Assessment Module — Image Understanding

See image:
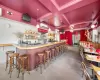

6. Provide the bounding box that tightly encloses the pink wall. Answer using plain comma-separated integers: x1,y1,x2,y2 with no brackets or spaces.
0,5,36,27
80,30,87,41
65,31,72,45
60,33,65,40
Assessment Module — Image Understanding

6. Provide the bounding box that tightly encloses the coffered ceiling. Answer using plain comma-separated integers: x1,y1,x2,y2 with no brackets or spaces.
0,0,100,30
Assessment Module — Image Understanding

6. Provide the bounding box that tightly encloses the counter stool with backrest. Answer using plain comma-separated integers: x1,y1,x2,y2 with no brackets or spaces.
17,54,30,79
81,62,92,80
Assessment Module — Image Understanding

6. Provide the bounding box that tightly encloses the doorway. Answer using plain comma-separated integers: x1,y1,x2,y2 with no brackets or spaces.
72,32,80,46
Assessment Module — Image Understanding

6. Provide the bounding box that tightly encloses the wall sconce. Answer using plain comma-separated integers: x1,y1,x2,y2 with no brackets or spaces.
7,11,13,15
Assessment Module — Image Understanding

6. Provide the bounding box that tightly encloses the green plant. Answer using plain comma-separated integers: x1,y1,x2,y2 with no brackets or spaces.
13,32,24,39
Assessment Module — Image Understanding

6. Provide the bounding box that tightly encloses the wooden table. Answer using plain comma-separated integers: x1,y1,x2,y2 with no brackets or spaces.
91,64,100,80
84,48,97,55
85,54,100,63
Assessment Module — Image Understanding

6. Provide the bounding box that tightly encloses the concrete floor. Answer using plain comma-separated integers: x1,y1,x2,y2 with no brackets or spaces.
0,46,83,80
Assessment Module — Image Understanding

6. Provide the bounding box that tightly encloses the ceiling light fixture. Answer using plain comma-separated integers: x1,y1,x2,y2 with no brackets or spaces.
91,24,95,28
48,28,51,31
69,25,74,32
70,29,73,32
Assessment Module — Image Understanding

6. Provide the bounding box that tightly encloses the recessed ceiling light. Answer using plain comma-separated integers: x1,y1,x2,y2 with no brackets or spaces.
7,11,13,15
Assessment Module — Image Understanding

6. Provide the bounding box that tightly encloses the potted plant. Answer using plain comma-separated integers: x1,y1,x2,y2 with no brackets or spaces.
13,32,24,44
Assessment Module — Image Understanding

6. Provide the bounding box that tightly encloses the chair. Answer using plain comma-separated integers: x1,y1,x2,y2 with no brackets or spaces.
81,62,92,80
80,50,94,78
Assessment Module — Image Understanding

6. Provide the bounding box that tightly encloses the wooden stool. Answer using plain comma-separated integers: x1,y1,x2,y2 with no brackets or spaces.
45,50,51,65
63,44,67,52
51,48,56,59
62,45,65,52
17,54,30,78
55,47,59,56
61,45,64,54
5,51,15,71
37,52,45,74
7,53,19,78
59,45,62,54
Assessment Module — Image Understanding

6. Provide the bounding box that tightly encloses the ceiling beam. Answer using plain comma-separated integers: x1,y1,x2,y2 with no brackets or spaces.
62,14,70,25
38,13,52,20
71,21,92,26
51,0,82,11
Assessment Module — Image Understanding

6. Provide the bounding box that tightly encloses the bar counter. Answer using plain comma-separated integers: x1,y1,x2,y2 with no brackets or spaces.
14,41,65,70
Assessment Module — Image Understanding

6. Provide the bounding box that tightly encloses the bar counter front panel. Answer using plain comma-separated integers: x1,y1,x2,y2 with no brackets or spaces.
15,42,64,70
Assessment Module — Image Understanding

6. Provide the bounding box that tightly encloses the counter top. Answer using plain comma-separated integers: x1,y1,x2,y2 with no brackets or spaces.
0,44,13,47
13,41,64,49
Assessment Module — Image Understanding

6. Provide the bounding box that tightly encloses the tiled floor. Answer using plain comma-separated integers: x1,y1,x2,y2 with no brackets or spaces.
0,46,83,80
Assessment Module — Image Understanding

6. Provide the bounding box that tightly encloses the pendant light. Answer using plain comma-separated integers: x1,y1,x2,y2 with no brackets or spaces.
70,25,74,32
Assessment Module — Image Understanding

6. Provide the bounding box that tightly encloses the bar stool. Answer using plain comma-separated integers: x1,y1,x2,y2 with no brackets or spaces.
51,48,56,60
59,45,63,54
7,53,19,78
5,51,15,71
36,52,45,74
17,54,30,79
55,47,60,56
63,44,67,52
61,45,65,53
45,50,51,65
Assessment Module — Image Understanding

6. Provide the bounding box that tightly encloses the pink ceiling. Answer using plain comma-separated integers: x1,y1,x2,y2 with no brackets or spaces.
55,0,72,7
0,0,100,31
64,0,100,24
